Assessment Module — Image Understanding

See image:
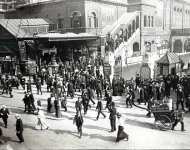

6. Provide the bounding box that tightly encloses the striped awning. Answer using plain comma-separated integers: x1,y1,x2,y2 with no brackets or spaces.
157,52,180,65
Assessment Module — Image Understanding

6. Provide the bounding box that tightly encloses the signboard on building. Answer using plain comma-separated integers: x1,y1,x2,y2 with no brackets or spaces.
140,63,151,80
103,63,111,76
18,41,26,61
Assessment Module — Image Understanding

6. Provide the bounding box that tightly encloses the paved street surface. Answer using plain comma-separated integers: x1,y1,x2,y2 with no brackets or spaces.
0,85,190,150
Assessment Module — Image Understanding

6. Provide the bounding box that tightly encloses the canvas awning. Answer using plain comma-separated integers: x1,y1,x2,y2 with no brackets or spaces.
157,52,181,65
0,19,51,39
36,32,98,41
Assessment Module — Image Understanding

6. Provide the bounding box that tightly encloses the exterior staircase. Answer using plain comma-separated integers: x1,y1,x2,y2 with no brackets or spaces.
103,11,142,80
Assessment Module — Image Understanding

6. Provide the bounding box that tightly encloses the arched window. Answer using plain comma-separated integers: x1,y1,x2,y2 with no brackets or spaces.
173,39,182,53
71,11,81,28
136,16,139,29
132,20,136,33
88,12,98,28
133,42,140,52
128,24,132,38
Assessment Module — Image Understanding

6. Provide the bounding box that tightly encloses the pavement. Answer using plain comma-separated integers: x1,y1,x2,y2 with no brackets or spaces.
0,84,189,150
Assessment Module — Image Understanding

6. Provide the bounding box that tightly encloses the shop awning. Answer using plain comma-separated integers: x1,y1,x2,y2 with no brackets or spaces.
0,19,51,39
157,52,180,65
36,32,98,41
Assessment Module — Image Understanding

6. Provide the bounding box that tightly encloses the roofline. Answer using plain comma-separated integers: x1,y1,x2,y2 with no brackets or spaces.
16,0,128,9
174,0,190,6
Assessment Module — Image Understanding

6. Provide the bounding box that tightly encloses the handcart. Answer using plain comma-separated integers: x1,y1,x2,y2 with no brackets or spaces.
151,108,175,130
150,98,176,131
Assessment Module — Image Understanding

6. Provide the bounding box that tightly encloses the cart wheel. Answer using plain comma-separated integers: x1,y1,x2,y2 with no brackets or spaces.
158,115,172,131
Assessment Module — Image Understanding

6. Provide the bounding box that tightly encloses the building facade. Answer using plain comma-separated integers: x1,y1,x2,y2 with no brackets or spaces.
0,0,16,18
1,0,190,78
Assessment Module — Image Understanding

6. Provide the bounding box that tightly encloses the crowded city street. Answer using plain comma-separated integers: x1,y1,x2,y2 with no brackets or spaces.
0,75,190,149
1,0,190,149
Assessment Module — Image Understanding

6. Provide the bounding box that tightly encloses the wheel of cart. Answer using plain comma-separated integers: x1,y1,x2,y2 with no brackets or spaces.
152,110,175,131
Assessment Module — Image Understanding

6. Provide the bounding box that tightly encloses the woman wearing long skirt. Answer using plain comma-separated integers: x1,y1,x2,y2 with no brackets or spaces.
116,113,128,142
35,107,49,130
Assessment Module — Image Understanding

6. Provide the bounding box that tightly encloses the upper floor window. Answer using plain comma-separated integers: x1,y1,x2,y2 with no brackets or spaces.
88,12,98,28
174,7,176,11
136,16,139,29
148,16,151,27
71,11,81,28
144,15,147,27
151,16,154,27
58,18,64,29
132,20,136,33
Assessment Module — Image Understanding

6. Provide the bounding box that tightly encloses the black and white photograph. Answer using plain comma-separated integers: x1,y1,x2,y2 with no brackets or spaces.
0,0,190,149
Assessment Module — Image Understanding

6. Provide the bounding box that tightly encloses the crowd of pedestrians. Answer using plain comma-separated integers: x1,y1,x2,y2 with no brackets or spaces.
0,56,190,143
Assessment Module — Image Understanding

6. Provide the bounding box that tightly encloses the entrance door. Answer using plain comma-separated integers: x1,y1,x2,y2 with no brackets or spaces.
171,67,176,75
140,63,151,80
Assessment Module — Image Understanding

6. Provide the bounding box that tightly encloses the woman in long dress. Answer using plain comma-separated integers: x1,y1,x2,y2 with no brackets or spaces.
116,113,129,142
35,107,49,130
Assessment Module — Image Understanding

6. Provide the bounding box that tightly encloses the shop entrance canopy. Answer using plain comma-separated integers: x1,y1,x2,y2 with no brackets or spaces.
36,32,98,41
156,52,181,65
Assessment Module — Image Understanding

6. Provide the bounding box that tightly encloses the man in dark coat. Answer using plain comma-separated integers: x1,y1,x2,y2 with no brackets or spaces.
47,94,53,113
126,91,132,108
109,102,117,132
172,110,185,131
0,105,10,128
135,74,141,90
54,98,61,118
73,112,83,138
36,77,42,95
29,92,36,113
96,79,102,98
81,93,90,115
96,99,106,120
61,95,67,112
176,85,185,111
15,114,24,143
75,97,82,114
105,95,112,110
23,92,30,112
87,86,95,105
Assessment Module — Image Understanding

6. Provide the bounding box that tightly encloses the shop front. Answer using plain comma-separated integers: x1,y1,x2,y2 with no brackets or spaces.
156,52,182,76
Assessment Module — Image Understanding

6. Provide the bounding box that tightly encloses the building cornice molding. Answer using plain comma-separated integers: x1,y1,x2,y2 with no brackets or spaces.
174,0,190,6
128,3,156,8
16,0,128,9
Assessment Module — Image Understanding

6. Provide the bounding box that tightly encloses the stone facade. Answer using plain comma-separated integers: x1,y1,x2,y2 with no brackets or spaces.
6,0,128,35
